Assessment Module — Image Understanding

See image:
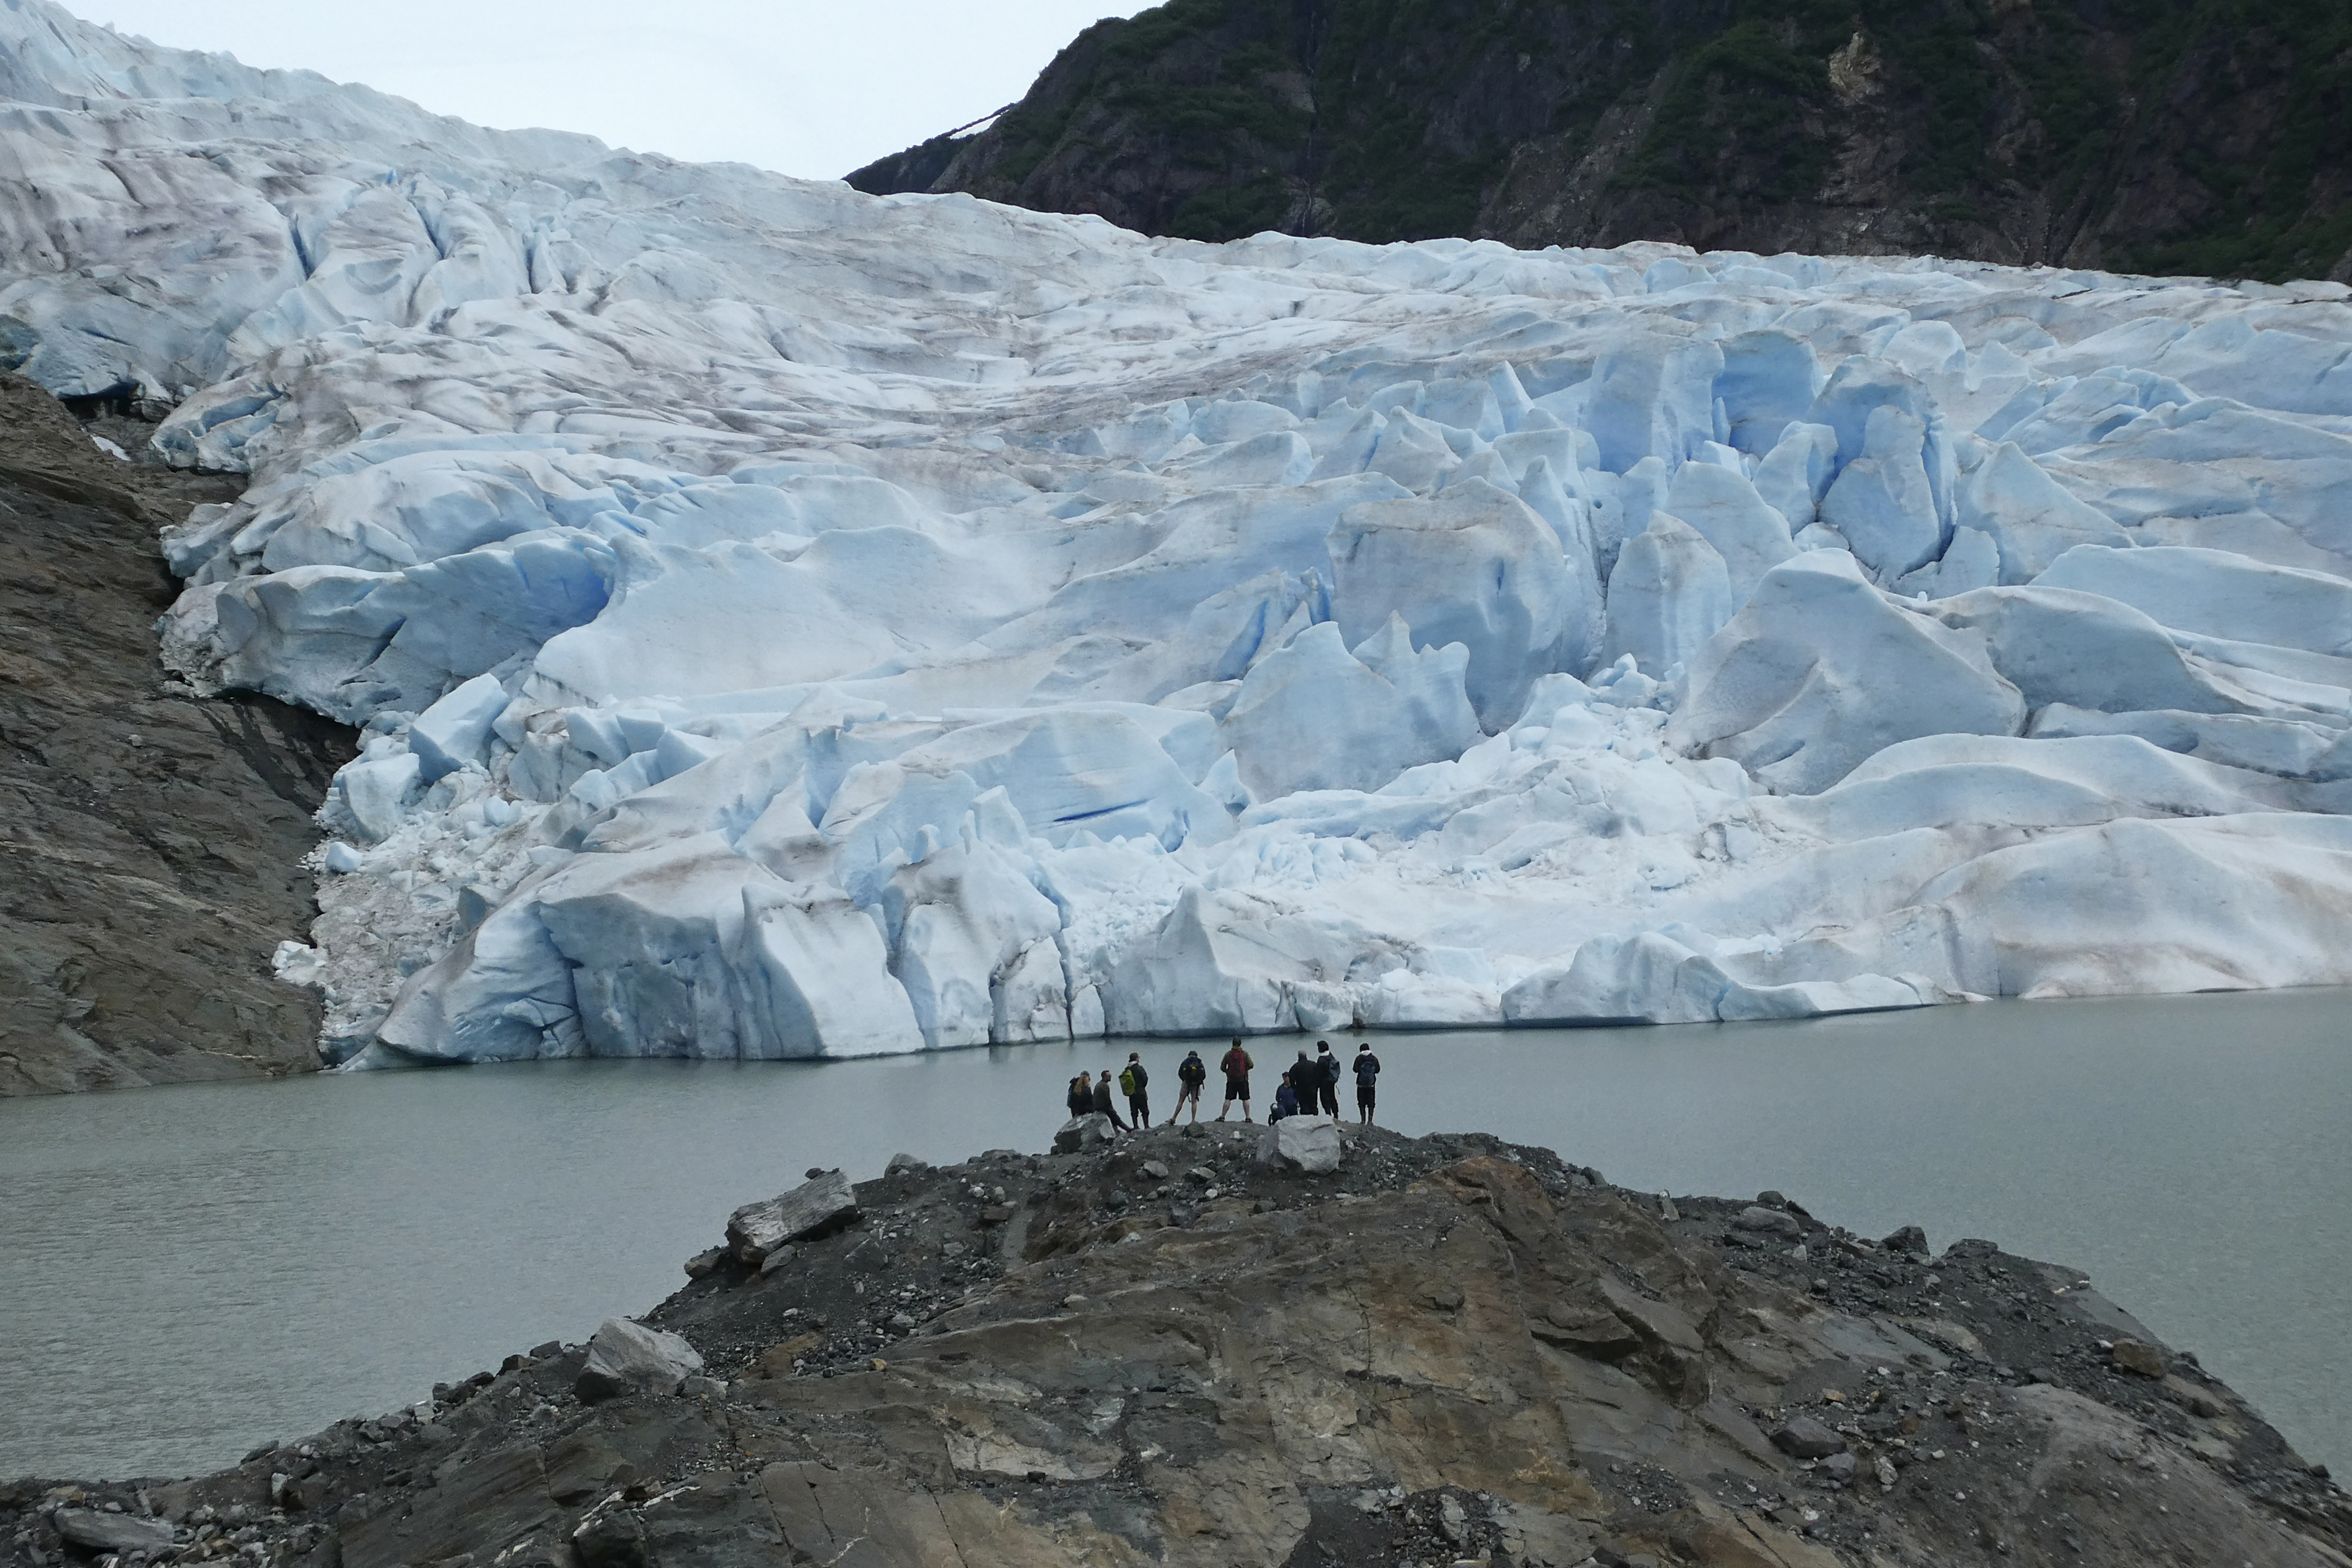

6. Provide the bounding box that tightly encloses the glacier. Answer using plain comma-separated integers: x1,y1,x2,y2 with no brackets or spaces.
8,0,2352,1066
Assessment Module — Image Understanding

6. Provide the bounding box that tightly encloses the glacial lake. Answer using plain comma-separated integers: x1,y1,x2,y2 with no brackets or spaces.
4,989,2350,1483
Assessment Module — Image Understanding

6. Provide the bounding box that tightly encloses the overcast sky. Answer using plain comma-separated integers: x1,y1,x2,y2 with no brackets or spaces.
71,0,1154,180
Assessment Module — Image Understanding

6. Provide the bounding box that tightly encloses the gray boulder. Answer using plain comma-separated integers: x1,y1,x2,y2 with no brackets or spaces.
1769,1414,1847,1459
727,1170,859,1264
1053,1114,1116,1154
55,1511,174,1553
574,1317,706,1404
1256,1117,1342,1174
1734,1205,1803,1240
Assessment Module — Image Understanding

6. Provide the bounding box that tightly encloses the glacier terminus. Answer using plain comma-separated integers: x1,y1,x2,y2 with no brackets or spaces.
8,0,2352,1067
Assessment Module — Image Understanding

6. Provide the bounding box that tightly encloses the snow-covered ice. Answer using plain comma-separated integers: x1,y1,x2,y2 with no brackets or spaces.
9,0,2352,1064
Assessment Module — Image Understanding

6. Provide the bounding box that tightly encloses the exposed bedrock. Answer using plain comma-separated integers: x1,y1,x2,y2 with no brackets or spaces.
0,371,353,1095
8,1129,2344,1567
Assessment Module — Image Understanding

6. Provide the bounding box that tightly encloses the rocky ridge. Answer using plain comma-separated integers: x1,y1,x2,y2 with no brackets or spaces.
0,371,353,1095
6,1125,2345,1567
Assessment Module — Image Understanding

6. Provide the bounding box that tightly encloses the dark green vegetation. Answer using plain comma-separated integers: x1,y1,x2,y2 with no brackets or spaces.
850,0,2352,283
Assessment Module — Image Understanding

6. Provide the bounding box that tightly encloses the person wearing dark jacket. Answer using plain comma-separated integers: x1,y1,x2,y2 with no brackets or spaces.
1068,1071,1094,1120
1092,1069,1129,1131
1168,1049,1208,1124
1314,1040,1342,1120
1353,1043,1381,1125
1119,1052,1150,1126
1271,1071,1301,1122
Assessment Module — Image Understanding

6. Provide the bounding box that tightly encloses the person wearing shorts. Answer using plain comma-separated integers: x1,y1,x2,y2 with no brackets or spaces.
1169,1049,1207,1124
1215,1037,1255,1122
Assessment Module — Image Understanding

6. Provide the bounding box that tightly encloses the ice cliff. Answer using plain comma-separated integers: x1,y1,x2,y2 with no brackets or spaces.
8,0,2352,1064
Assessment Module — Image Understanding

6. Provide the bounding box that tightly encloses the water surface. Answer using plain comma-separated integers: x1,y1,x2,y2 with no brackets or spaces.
4,989,2349,1480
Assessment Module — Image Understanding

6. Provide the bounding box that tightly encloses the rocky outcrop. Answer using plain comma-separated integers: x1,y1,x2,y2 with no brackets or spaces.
851,0,2352,285
7,1127,2346,1567
0,371,353,1095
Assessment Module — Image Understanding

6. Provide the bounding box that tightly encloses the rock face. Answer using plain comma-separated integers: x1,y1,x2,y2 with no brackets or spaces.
9,1126,2346,1568
0,371,353,1095
850,0,2352,284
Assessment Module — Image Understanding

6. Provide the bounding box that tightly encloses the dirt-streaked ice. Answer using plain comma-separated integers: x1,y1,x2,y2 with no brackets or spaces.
8,0,2352,1062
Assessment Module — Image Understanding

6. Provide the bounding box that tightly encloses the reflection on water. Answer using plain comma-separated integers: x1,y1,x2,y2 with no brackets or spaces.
3,989,2349,1479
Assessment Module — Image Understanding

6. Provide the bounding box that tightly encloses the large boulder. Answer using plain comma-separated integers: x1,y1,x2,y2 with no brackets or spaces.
574,1317,705,1403
726,1169,860,1264
55,1511,175,1554
1054,1113,1117,1154
1256,1116,1343,1173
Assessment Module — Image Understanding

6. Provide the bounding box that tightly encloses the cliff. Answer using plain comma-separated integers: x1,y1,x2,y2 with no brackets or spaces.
11,1125,2345,1566
0,373,352,1094
850,0,2352,284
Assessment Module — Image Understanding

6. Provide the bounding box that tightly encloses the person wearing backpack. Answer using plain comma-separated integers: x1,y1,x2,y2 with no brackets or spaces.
1119,1051,1150,1127
1215,1038,1255,1122
1314,1040,1342,1121
1168,1048,1208,1124
1352,1042,1381,1125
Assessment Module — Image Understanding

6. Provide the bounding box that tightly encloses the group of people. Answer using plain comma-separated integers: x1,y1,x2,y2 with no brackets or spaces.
1064,1038,1383,1132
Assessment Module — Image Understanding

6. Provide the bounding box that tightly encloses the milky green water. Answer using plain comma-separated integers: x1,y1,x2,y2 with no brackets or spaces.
4,989,2348,1480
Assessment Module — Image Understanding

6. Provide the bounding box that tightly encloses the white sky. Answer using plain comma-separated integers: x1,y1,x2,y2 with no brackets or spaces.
69,0,1156,180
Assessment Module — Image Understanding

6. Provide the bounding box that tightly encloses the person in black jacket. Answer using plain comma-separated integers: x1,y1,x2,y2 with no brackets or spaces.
1068,1071,1094,1120
1314,1040,1342,1121
1352,1043,1381,1125
1091,1068,1129,1132
1167,1049,1208,1124
1119,1051,1150,1127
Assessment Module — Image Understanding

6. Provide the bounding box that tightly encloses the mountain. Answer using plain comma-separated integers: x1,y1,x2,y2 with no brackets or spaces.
848,0,2352,284
8,0,2352,1080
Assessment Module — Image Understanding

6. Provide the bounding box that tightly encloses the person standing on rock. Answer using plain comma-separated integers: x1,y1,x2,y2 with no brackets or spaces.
1068,1071,1094,1120
1353,1043,1380,1126
1092,1066,1129,1132
1215,1038,1255,1122
1119,1051,1150,1127
1314,1040,1343,1121
1168,1048,1207,1124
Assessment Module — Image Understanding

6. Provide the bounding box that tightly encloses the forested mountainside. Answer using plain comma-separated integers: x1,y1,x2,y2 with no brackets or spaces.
849,0,2352,282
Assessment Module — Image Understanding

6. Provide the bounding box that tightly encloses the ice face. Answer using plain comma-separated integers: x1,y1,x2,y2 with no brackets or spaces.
9,0,2352,1064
